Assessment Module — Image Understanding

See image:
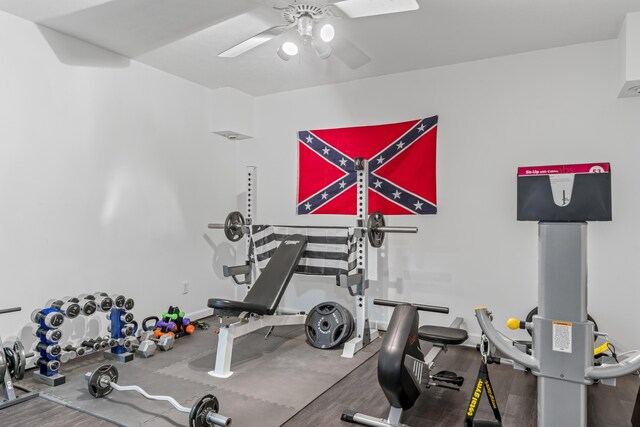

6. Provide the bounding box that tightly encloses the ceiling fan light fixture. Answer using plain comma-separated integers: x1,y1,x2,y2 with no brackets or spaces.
277,41,299,61
312,40,332,59
320,24,335,42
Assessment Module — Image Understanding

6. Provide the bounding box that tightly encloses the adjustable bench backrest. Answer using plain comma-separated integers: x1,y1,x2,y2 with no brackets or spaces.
243,234,307,315
377,304,424,410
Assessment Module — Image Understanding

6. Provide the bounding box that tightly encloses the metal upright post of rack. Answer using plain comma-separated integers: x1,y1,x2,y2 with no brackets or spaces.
245,166,257,291
341,158,380,358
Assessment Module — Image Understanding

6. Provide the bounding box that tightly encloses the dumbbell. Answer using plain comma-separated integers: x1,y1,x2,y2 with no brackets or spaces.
107,322,136,337
37,358,60,372
59,350,76,363
101,336,118,348
31,309,65,328
140,330,175,351
63,296,97,315
107,311,135,323
34,327,63,343
64,345,86,357
78,293,113,312
82,338,108,351
123,336,156,358
45,298,81,319
36,342,62,357
157,319,177,331
110,294,126,309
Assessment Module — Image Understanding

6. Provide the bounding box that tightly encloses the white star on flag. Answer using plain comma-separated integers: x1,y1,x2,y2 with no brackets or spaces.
321,192,328,200
413,200,423,210
306,135,313,143
376,156,385,164
417,124,426,132
305,202,312,210
339,181,346,189
396,141,405,149
322,147,330,155
393,190,402,199
339,158,347,167
373,180,382,188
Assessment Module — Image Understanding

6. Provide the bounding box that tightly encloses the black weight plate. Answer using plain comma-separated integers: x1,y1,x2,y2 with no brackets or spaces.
88,364,119,398
189,394,219,427
224,211,245,242
14,340,26,380
305,302,350,349
4,347,17,379
367,211,385,248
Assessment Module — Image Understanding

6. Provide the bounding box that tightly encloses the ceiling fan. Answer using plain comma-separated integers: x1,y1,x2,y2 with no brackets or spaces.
218,0,420,69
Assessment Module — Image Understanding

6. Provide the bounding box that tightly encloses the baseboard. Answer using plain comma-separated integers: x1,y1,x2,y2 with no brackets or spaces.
186,308,213,321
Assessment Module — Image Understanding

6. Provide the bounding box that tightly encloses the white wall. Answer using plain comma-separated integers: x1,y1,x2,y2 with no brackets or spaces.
0,11,239,355
236,39,640,349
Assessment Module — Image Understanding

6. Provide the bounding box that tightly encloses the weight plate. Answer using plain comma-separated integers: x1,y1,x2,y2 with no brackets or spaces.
14,340,26,380
224,211,245,242
4,347,17,379
367,211,385,248
0,347,6,381
88,364,119,398
189,394,219,427
305,302,351,349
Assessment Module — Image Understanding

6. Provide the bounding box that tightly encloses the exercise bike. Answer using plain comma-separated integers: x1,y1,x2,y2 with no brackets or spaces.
342,299,468,427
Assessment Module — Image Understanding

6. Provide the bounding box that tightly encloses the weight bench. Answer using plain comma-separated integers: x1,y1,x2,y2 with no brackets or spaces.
343,300,467,427
207,235,307,378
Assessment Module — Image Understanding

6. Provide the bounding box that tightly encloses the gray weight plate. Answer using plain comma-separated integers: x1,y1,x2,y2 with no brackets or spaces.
189,394,219,427
341,307,355,345
14,340,26,380
305,302,351,349
88,364,119,398
0,348,6,380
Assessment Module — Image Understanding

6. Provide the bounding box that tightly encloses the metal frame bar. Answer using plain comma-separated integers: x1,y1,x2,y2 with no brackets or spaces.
208,313,306,378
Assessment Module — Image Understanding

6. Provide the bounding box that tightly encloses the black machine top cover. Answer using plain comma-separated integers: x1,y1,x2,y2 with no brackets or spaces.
377,304,424,411
208,235,307,316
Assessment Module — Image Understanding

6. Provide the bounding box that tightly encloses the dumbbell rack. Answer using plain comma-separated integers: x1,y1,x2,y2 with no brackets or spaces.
32,307,66,386
0,307,39,409
105,296,136,363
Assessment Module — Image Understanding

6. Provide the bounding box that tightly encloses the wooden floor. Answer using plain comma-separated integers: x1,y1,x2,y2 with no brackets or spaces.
3,344,639,426
283,344,640,427
1,394,116,427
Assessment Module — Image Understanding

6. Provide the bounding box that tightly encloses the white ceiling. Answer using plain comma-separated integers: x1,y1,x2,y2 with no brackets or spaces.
1,0,640,95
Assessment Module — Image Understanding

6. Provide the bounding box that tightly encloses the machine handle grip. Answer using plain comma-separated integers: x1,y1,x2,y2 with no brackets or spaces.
373,299,449,314
0,307,21,315
475,307,539,371
586,350,640,379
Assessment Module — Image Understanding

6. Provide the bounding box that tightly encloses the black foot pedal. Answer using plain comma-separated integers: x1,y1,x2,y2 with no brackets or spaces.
432,370,464,387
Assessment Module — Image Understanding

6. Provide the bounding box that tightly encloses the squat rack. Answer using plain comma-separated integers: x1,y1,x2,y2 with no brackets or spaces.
209,159,418,359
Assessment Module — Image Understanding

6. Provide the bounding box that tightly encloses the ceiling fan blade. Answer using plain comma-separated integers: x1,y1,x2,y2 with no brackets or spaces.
333,0,419,18
332,34,371,69
218,24,292,58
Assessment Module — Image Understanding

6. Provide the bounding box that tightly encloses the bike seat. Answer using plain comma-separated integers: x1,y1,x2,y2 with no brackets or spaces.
418,325,468,345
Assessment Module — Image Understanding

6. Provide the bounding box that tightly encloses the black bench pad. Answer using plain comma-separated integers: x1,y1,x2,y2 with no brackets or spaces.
207,299,268,316
418,325,468,345
208,234,307,316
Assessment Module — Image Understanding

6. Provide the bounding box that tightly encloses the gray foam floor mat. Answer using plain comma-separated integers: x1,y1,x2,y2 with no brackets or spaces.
21,323,380,426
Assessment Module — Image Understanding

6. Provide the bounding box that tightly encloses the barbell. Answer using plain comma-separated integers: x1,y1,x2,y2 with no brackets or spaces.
86,364,231,427
208,210,417,248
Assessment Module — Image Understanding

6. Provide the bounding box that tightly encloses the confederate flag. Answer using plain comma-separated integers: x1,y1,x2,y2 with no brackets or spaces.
297,116,438,215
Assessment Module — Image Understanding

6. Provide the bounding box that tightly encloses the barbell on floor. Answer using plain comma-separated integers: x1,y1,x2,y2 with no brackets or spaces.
208,210,417,248
86,364,231,427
